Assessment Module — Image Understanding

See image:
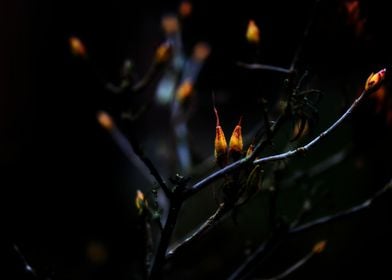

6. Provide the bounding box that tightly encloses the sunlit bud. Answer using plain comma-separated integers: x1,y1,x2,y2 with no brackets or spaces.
246,20,260,44
135,190,146,214
155,42,172,64
69,36,87,58
214,107,228,168
312,240,327,254
176,80,193,103
246,144,254,157
161,15,180,35
365,68,386,94
179,1,192,18
193,42,211,62
97,111,114,132
229,117,243,160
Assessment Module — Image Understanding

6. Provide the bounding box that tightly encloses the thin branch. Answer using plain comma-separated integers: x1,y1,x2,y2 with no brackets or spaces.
257,251,314,280
280,147,350,189
227,179,391,279
149,201,182,279
131,62,161,92
143,217,154,279
12,244,38,278
289,0,322,71
166,203,228,259
290,180,391,234
126,130,173,199
254,90,367,165
102,117,173,199
237,62,291,74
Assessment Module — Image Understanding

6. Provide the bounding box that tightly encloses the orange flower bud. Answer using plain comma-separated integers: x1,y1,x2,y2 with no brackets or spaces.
179,1,192,18
365,68,386,93
193,42,211,62
155,42,172,64
214,107,228,168
246,20,260,44
97,111,114,132
69,36,87,58
161,15,180,35
176,80,193,102
312,240,327,254
135,190,146,214
229,117,243,160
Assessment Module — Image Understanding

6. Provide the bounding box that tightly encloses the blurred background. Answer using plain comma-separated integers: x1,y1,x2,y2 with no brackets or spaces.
2,0,391,279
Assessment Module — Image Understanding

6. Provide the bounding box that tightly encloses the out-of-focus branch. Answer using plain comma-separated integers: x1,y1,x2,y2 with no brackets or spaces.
290,179,391,234
12,244,38,278
289,0,322,71
97,112,172,199
227,179,391,279
237,62,291,74
256,241,327,280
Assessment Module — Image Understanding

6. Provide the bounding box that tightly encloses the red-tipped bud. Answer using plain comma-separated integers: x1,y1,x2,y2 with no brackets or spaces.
229,117,243,160
176,80,193,103
365,68,386,94
246,20,260,44
155,42,172,64
179,1,192,18
97,111,114,132
214,107,228,168
312,240,327,254
69,36,87,58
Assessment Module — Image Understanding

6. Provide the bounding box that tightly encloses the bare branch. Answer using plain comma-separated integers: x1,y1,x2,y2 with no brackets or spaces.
237,62,291,74
149,201,182,279
257,251,314,280
99,114,172,199
166,203,228,259
12,244,39,278
227,179,391,279
289,0,322,71
290,179,391,234
254,90,367,165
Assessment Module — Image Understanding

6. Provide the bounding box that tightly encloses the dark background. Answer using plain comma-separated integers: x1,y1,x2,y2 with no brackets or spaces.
2,0,391,279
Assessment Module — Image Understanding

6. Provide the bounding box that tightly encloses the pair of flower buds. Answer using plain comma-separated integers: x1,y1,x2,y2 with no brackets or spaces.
214,108,249,168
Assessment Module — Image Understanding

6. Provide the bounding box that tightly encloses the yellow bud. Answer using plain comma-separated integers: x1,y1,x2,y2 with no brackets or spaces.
97,111,114,132
365,68,386,93
135,190,146,214
229,117,243,159
176,80,193,102
214,107,228,168
69,36,87,58
246,20,260,44
312,240,327,254
155,42,172,64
